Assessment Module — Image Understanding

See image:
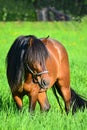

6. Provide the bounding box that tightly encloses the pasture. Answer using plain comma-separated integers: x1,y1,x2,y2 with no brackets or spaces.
0,18,87,130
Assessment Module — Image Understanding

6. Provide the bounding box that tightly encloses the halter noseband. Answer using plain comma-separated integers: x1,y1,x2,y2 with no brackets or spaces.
26,64,48,76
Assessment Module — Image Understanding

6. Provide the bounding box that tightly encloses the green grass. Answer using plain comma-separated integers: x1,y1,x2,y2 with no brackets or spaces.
0,17,87,130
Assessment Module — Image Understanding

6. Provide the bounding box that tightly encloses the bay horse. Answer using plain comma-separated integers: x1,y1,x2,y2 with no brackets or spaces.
6,35,87,114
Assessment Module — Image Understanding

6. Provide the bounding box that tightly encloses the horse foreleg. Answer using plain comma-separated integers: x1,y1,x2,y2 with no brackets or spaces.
28,91,38,113
23,82,40,112
38,92,51,112
13,94,23,110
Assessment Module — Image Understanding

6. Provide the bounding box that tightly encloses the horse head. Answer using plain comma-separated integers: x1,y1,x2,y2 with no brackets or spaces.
24,35,50,89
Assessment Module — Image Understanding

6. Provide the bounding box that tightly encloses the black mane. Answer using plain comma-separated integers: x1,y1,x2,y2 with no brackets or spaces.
24,35,49,68
6,35,49,92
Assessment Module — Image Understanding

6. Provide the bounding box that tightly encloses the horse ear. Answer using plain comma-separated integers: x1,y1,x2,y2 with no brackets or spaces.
29,37,33,46
42,36,49,45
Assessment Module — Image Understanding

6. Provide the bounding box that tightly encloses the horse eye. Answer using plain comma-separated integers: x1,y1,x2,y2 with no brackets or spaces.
33,77,38,83
33,67,39,73
33,68,39,74
34,70,37,74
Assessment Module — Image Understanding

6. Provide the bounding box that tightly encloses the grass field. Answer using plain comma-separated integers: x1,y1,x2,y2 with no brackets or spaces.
0,17,87,130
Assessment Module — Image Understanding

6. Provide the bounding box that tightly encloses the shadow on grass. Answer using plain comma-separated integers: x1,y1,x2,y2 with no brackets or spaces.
0,94,17,112
0,96,3,111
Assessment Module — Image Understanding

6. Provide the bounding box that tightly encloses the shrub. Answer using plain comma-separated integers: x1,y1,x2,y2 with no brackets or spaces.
0,0,37,21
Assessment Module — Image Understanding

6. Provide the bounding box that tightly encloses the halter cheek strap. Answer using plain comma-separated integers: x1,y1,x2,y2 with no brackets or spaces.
26,64,48,76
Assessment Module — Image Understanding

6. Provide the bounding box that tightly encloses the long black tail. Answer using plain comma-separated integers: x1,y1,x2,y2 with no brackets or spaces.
71,88,87,113
53,86,87,114
52,86,63,113
6,35,30,92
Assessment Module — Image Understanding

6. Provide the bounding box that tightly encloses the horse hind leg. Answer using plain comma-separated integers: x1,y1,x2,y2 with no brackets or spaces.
55,81,71,114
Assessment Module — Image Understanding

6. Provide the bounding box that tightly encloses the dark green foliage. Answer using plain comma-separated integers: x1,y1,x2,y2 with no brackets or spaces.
0,0,37,21
0,0,87,21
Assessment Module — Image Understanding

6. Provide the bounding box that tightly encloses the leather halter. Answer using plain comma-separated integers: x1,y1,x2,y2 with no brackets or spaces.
26,64,48,76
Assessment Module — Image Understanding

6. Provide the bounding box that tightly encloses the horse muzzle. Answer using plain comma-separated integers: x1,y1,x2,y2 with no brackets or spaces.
38,79,50,89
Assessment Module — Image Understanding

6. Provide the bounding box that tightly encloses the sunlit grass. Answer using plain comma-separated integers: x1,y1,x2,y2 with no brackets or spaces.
0,18,87,130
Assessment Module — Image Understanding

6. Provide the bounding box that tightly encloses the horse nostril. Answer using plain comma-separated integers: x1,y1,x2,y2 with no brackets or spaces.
41,79,49,88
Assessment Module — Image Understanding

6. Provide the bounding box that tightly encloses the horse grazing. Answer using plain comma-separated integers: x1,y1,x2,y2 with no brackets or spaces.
6,35,87,114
